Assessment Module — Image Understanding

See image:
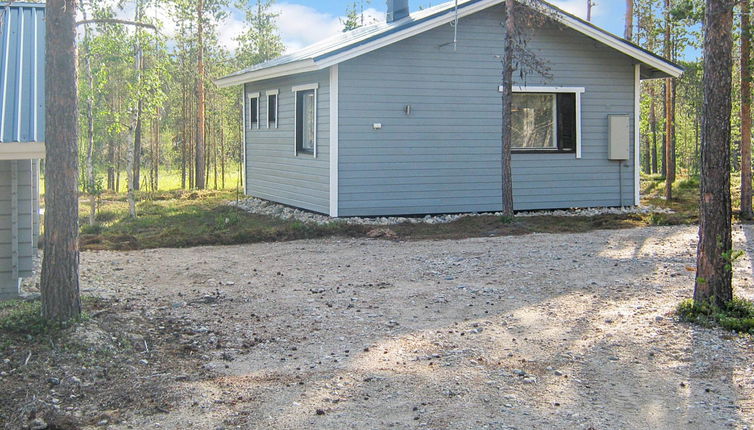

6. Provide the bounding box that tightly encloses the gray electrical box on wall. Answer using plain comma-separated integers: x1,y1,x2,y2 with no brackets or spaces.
608,115,630,160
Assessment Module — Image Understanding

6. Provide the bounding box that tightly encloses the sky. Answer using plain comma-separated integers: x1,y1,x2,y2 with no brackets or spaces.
215,0,628,53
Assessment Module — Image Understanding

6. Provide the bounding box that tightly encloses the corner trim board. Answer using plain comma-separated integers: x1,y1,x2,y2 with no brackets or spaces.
634,63,641,205
329,65,339,217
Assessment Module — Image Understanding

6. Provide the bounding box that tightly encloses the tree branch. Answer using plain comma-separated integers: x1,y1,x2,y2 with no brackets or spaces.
76,19,156,30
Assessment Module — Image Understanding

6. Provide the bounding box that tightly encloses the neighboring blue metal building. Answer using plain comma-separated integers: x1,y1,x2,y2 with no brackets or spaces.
218,0,682,217
0,3,44,300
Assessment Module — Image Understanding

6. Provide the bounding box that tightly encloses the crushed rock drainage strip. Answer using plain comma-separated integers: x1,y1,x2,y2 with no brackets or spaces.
230,198,674,226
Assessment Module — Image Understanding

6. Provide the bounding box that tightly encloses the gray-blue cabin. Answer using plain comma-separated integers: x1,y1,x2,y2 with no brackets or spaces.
217,0,682,217
0,3,44,300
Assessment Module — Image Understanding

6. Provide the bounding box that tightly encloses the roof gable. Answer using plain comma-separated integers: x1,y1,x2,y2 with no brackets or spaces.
216,0,682,88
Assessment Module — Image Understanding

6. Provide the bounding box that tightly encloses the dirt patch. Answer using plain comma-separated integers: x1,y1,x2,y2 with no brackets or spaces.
4,225,754,429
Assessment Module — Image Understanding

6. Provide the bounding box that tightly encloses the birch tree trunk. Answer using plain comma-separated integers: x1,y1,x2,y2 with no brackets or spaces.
41,0,81,322
695,0,735,307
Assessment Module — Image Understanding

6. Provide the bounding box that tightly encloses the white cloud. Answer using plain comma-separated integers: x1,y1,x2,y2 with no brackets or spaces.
550,0,605,20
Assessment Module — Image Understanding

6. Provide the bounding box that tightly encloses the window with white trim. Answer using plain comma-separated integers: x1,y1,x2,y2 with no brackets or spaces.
293,84,318,155
266,90,278,128
247,93,259,129
512,93,576,152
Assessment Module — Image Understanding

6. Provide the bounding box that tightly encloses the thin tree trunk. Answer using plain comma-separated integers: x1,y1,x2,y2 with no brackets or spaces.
650,85,659,174
82,4,96,226
664,0,675,199
221,127,225,189
695,0,735,307
133,0,144,191
107,139,115,191
195,0,206,189
741,0,753,219
501,0,515,217
41,0,81,322
625,0,634,41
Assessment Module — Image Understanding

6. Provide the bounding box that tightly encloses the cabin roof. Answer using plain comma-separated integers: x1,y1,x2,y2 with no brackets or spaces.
216,0,683,88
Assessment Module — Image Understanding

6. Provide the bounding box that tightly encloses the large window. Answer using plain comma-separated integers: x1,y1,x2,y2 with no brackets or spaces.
512,92,576,152
294,84,318,155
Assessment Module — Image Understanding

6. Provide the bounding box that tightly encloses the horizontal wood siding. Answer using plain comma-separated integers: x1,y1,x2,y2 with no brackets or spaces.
0,160,35,299
244,70,330,214
337,4,637,216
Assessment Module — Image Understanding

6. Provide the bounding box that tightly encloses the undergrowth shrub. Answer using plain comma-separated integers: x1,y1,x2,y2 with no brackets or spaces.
677,297,754,334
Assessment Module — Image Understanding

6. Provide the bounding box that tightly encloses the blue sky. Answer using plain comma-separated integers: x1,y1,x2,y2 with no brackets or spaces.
215,0,628,53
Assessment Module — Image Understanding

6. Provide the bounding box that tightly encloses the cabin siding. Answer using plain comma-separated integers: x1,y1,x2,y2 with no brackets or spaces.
244,70,330,214
336,4,637,216
0,160,37,299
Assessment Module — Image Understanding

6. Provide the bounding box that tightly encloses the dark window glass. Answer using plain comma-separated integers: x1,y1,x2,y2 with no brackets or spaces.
249,97,258,128
268,94,277,126
557,93,576,151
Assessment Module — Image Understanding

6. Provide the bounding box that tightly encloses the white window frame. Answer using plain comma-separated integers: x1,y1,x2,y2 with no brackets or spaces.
266,89,279,129
292,83,319,157
247,92,260,130
500,85,585,158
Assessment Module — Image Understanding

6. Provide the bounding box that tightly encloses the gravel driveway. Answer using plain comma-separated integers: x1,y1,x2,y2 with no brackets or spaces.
75,225,754,430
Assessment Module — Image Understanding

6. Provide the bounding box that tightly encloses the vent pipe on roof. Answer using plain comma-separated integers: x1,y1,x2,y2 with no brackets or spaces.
386,0,409,22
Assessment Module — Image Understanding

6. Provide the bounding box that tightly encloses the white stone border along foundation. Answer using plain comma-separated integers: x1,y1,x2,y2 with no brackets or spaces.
230,197,674,226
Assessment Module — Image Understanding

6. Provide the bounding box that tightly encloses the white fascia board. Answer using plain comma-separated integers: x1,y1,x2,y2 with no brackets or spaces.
214,59,318,88
554,13,683,78
0,142,45,160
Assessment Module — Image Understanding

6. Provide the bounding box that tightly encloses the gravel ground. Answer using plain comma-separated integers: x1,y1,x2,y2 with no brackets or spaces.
231,197,674,225
52,225,754,429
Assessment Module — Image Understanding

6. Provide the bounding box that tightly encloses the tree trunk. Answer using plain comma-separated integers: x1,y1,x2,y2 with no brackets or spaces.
195,0,206,190
133,97,143,190
625,0,634,41
650,85,659,174
41,0,81,322
220,127,225,189
82,4,96,226
664,0,675,199
695,0,735,307
741,0,753,219
501,0,515,217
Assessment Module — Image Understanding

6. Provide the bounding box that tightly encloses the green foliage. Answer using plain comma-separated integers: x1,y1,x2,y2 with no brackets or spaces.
677,297,754,334
0,301,56,337
234,0,284,67
498,215,515,224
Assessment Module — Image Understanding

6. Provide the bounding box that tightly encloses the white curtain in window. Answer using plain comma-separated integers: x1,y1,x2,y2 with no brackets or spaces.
302,92,315,151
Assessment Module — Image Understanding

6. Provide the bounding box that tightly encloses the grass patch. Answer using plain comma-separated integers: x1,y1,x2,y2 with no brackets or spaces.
0,300,56,337
677,297,754,334
76,190,366,251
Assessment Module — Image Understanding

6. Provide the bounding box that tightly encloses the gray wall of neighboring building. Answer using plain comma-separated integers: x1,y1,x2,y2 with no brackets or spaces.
0,160,38,299
336,4,637,216
244,70,331,214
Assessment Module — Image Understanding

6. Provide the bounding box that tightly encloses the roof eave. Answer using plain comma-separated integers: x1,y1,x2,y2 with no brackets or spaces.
214,59,318,88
